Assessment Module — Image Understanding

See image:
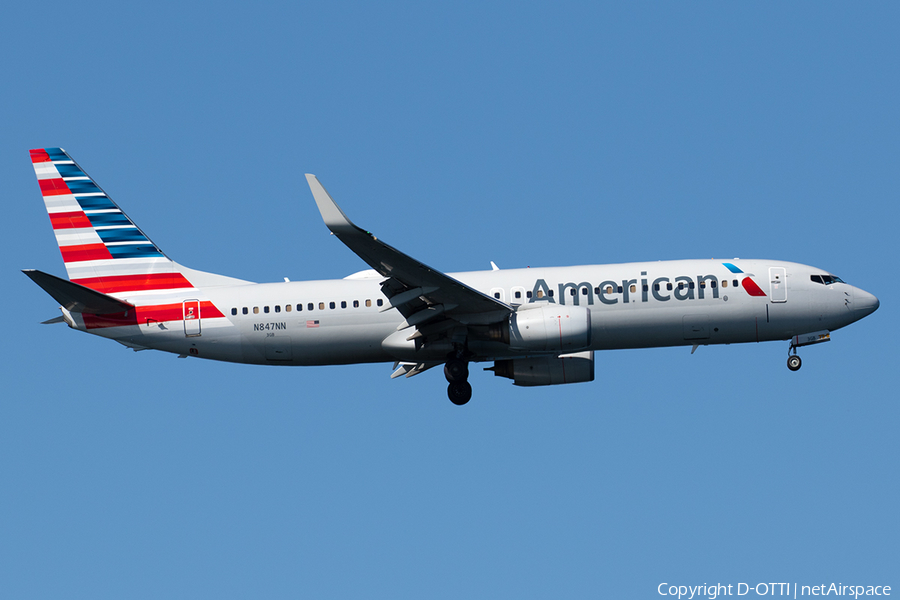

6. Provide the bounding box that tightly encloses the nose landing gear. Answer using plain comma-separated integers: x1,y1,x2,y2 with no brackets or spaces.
786,330,830,371
444,356,472,405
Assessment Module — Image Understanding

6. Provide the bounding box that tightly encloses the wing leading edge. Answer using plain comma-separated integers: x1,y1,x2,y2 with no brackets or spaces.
305,175,512,331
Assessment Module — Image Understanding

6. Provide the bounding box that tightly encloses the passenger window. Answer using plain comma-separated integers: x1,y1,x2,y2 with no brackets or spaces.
365,299,372,307
353,300,359,308
341,301,347,308
699,282,706,289
285,304,291,312
231,308,237,316
253,307,259,314
605,286,613,294
515,291,521,299
548,290,554,297
297,304,303,311
526,291,533,298
329,302,336,309
242,307,248,315
377,299,384,307
617,286,623,293
308,303,314,311
722,280,728,288
642,284,648,292
654,284,660,291
537,290,544,298
494,292,501,299
569,289,576,297
733,279,738,287
318,302,325,310
582,288,588,295
274,305,281,313
630,284,636,293
667,283,673,291
678,283,684,290
264,306,270,313
688,282,694,289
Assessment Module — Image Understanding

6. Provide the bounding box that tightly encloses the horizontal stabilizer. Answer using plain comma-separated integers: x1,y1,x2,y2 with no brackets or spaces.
23,269,135,314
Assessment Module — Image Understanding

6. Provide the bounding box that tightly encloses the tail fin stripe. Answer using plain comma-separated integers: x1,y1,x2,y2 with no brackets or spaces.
86,212,132,226
30,149,51,163
74,195,117,211
96,229,148,243
72,273,194,294
38,178,71,196
59,243,114,262
107,245,164,259
54,163,88,178
65,180,103,195
45,148,70,161
50,211,94,229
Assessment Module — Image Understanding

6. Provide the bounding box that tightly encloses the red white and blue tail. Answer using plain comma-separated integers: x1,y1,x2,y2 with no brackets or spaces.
29,148,252,334
30,147,200,296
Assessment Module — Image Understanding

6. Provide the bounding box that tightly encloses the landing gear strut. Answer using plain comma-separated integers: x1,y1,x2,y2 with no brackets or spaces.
445,355,472,405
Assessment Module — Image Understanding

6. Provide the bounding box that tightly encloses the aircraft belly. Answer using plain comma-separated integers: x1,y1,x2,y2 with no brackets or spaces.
589,301,784,350
241,318,395,366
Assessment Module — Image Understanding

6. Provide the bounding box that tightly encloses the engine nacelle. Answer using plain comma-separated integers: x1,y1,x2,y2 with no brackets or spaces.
491,351,595,387
508,304,592,352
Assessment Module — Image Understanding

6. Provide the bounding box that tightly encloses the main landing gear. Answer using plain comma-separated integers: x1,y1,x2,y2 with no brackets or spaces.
444,355,472,405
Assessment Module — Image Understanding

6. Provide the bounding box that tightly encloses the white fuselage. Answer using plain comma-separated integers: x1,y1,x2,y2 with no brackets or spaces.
67,258,878,367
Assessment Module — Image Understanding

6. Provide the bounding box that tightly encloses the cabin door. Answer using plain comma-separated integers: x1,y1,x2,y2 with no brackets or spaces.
769,267,787,303
183,300,201,337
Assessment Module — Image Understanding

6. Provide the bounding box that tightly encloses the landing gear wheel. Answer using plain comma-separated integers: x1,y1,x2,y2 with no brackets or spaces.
448,381,473,405
787,355,802,371
444,359,469,383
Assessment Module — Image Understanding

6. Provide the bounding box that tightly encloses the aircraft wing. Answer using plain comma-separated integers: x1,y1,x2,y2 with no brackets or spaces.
305,175,512,328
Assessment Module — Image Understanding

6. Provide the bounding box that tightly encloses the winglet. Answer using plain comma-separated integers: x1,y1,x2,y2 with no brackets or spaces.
305,174,359,235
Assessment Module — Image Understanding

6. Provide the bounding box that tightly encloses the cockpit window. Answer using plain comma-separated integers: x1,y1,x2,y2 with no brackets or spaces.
811,274,845,285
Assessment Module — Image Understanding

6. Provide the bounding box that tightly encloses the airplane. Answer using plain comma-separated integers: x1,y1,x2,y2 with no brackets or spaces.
24,147,880,405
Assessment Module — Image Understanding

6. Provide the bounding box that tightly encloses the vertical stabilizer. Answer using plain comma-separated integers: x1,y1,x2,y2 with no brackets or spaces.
29,147,242,297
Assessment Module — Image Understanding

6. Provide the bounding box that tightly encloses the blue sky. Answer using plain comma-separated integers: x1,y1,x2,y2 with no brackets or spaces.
1,2,897,598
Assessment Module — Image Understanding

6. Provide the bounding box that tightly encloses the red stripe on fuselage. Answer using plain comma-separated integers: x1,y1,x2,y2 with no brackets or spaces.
72,273,194,294
30,149,51,163
82,301,225,329
50,211,93,229
59,243,113,262
38,178,71,196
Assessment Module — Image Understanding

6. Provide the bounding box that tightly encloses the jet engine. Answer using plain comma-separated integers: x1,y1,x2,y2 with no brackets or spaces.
490,351,595,387
504,303,592,352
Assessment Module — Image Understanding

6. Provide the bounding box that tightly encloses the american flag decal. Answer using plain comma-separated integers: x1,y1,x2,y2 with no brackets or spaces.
306,320,320,328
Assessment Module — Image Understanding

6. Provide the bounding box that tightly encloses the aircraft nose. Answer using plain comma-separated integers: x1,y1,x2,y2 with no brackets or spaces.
854,288,880,316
